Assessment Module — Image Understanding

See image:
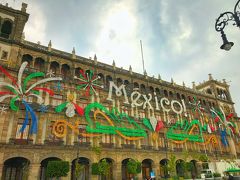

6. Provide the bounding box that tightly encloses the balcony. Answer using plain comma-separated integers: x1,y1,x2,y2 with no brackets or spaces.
158,146,167,151
141,145,153,150
99,143,114,148
9,138,33,145
44,139,64,146
74,141,91,148
121,144,136,149
173,148,183,152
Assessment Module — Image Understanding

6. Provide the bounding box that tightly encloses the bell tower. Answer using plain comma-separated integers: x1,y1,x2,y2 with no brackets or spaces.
0,2,29,41
196,74,236,115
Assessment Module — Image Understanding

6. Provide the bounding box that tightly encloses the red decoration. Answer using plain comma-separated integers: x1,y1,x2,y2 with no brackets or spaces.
0,66,17,86
33,87,54,96
73,103,84,116
155,121,164,132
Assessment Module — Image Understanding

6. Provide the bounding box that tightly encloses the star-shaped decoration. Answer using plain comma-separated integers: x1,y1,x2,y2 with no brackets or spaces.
46,69,55,77
74,69,103,96
189,97,204,117
54,81,62,92
39,104,48,113
0,105,8,114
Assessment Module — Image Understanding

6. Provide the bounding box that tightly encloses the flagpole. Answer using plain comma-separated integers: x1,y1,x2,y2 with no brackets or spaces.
140,40,145,74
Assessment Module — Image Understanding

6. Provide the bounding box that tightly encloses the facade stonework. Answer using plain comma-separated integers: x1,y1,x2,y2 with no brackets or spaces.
0,3,240,180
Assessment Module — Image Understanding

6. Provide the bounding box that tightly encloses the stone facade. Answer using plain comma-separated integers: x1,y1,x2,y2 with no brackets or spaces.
0,3,240,180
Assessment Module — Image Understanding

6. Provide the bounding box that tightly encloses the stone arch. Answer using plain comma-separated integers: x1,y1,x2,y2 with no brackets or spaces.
22,54,33,66
206,88,212,94
49,61,60,74
34,57,45,71
190,159,198,178
99,158,114,180
121,158,138,180
149,86,154,94
61,63,71,79
71,157,90,180
176,159,185,177
74,67,83,78
164,90,168,97
133,82,139,89
0,18,13,38
97,73,105,84
181,94,186,100
160,158,169,178
39,157,61,180
106,75,113,86
116,77,123,86
2,157,30,180
140,84,146,93
155,88,160,95
176,93,181,100
142,158,154,179
123,79,129,85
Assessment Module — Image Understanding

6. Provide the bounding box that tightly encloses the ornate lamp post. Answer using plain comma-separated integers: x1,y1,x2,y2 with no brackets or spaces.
164,135,169,179
215,0,240,51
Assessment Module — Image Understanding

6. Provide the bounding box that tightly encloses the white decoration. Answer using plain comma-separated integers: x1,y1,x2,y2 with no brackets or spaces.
66,103,75,117
149,116,157,130
171,100,183,114
0,105,8,114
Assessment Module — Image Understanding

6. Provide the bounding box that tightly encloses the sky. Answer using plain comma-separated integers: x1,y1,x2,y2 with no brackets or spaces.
3,0,240,115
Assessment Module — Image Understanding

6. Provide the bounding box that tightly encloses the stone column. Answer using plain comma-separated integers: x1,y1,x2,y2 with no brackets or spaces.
152,164,159,180
28,163,41,180
114,162,122,180
0,163,4,180
136,172,142,179
62,159,71,180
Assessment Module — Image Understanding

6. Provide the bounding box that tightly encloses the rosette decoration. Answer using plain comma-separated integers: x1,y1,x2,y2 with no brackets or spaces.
74,69,103,96
55,93,84,117
0,62,62,134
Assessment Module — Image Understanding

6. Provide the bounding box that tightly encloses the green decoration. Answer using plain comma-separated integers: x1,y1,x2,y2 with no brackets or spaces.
31,90,40,95
166,119,204,142
84,102,147,138
55,102,68,113
142,118,154,131
23,72,45,92
6,86,18,95
10,95,19,111
46,161,70,178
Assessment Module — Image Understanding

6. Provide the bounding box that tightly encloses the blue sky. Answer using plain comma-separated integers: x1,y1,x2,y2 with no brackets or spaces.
4,0,240,115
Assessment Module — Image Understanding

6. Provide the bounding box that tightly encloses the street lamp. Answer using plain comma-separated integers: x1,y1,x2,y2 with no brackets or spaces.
164,135,169,179
215,0,240,51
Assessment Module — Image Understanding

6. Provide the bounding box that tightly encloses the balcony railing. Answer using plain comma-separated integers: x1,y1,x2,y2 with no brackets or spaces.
9,138,33,145
99,142,114,148
141,145,153,150
74,141,91,148
121,144,136,149
44,139,64,146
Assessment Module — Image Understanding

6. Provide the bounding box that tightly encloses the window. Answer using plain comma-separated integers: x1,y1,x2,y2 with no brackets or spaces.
15,123,29,139
1,20,12,38
1,50,8,61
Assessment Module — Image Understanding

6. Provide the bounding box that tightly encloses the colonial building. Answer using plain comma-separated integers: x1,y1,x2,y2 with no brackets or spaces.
0,3,239,180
